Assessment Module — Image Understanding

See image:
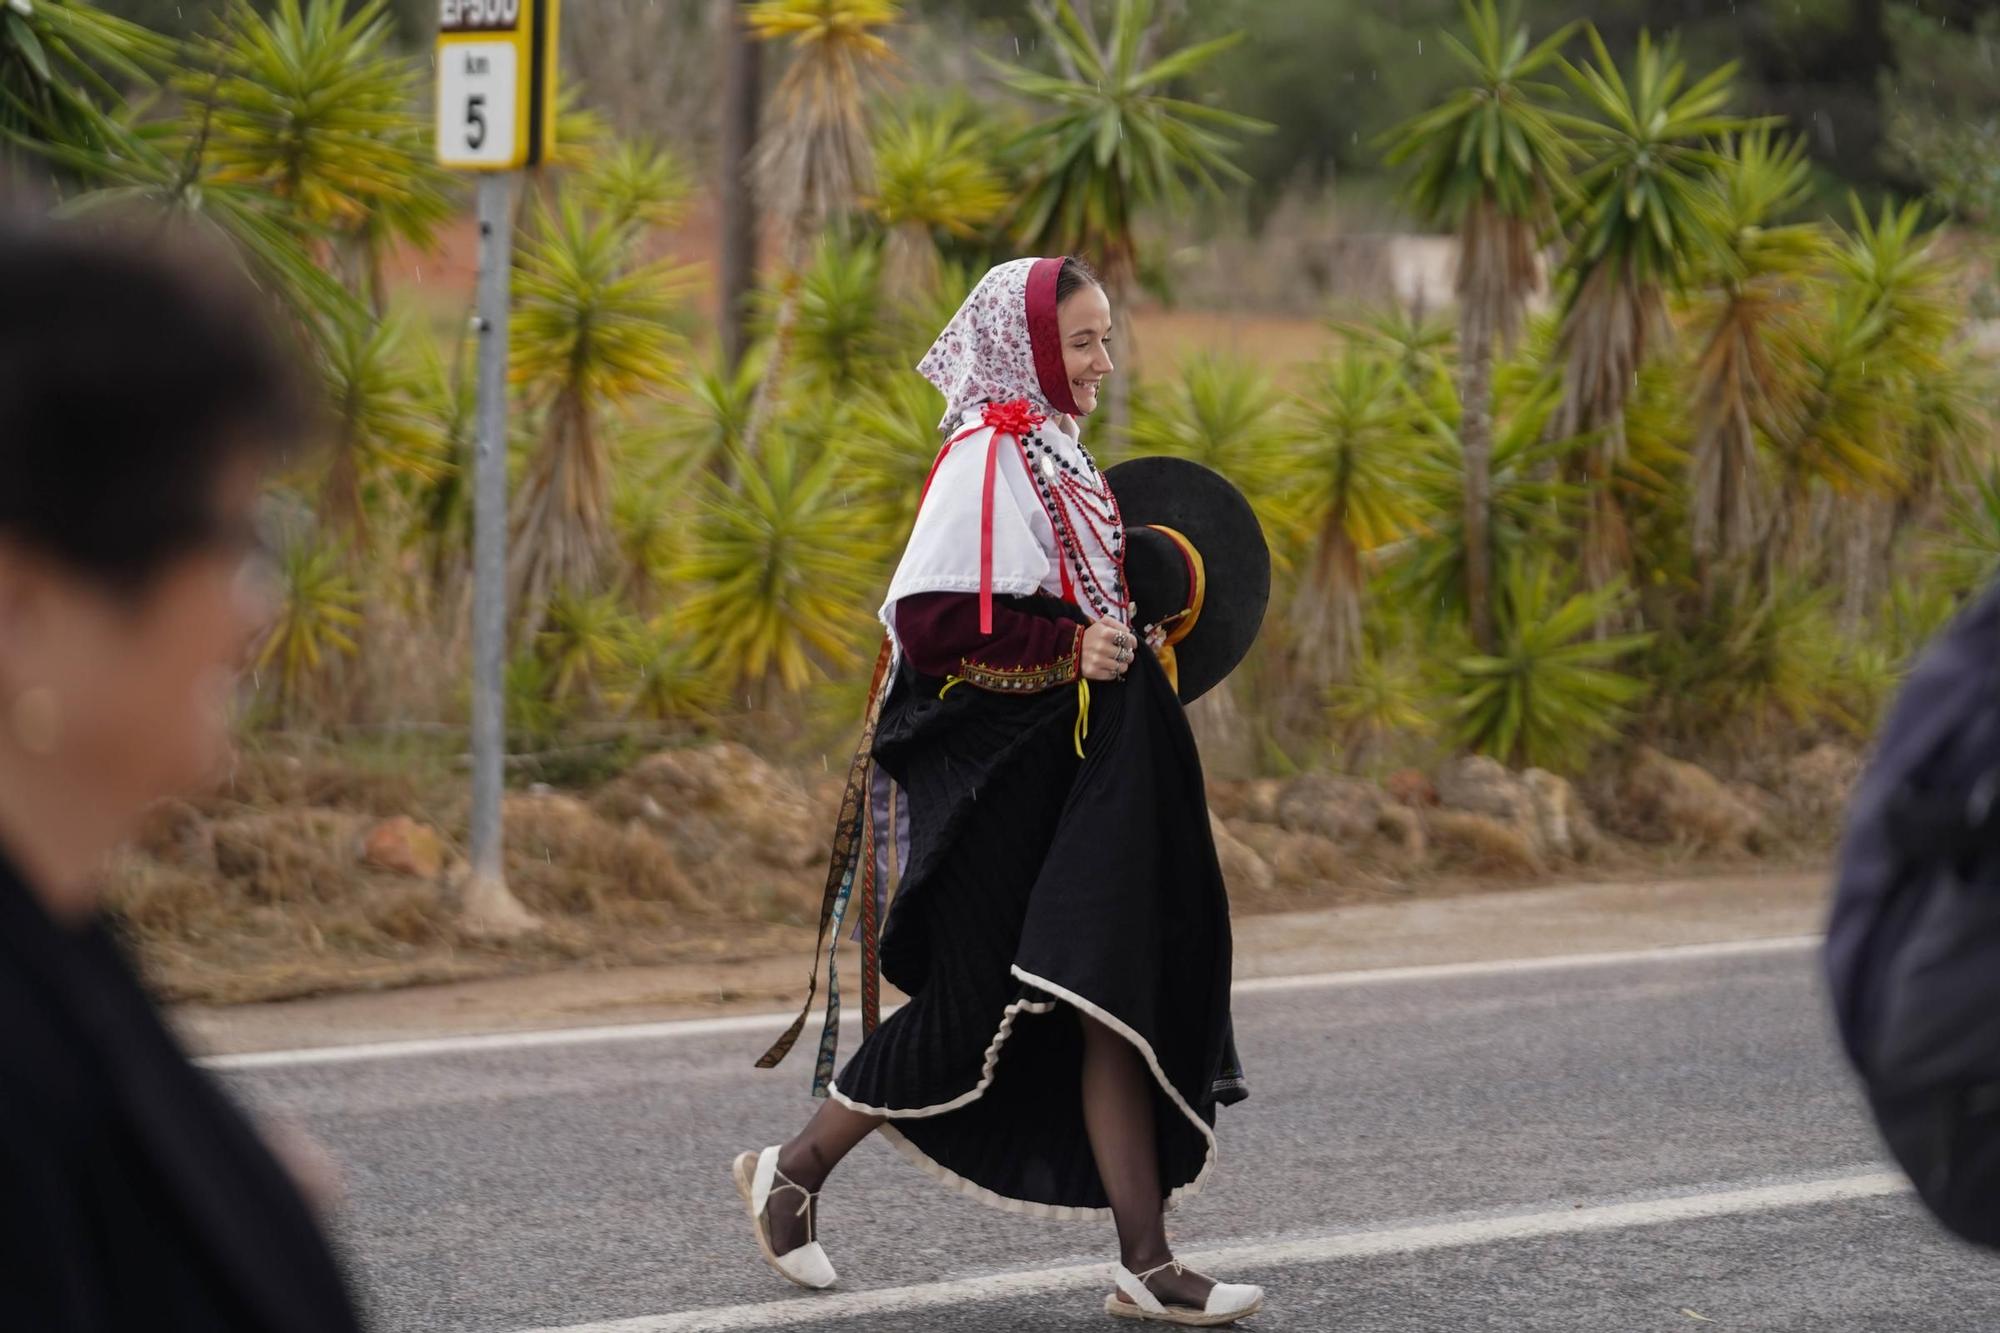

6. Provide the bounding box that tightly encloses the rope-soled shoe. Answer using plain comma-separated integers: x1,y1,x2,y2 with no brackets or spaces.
1105,1259,1264,1326
731,1146,837,1291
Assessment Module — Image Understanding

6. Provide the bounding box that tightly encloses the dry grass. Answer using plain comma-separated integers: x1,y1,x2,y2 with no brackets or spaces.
104,739,830,1004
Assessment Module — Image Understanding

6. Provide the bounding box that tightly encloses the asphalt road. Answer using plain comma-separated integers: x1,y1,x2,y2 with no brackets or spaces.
220,942,2000,1332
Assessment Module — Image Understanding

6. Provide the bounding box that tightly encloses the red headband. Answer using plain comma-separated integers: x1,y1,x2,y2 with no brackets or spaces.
1026,256,1082,417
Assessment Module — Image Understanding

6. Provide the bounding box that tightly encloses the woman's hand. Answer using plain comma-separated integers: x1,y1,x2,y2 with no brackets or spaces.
1080,618,1139,681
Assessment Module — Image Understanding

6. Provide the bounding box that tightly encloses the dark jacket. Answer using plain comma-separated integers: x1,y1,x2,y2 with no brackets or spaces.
0,847,364,1331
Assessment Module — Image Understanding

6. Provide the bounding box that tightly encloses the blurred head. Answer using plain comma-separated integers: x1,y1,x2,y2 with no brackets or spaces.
0,212,309,906
1055,257,1113,416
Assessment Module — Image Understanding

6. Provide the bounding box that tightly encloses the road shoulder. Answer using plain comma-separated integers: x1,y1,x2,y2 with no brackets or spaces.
175,868,1828,1056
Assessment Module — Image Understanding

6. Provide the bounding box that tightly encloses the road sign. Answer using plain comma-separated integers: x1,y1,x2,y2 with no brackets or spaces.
433,0,560,935
435,0,559,171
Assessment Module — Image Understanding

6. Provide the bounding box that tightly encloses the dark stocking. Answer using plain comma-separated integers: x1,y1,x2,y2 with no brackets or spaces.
1080,1014,1215,1311
764,1099,883,1257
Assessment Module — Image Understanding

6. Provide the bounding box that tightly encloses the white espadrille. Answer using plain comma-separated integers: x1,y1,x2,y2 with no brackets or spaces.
731,1147,837,1291
1105,1260,1264,1326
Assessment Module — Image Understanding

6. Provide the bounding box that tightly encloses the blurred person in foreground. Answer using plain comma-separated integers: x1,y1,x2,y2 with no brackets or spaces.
0,210,366,1330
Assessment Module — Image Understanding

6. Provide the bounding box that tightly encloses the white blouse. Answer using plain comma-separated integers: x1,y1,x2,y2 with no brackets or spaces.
880,408,1129,669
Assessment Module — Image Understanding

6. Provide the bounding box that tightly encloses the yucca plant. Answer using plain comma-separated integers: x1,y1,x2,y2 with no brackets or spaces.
1332,304,1457,385
783,236,889,398
508,193,688,635
609,467,686,617
1764,200,1953,585
185,0,452,311
38,99,361,333
1554,28,1745,600
1289,348,1428,688
618,618,723,724
680,432,882,698
738,0,902,468
1382,0,1575,649
2,0,171,166
1398,360,1579,633
317,312,445,542
1122,355,1300,544
578,136,693,234
1325,646,1437,772
1684,130,1825,589
1450,557,1652,771
1940,467,2000,596
536,589,636,710
992,0,1266,298
666,348,765,483
407,327,476,594
869,97,1009,295
1654,580,1851,752
254,537,364,722
989,0,1268,427
844,371,951,542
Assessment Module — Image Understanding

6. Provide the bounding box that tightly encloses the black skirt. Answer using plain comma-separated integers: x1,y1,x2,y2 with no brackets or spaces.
829,600,1248,1219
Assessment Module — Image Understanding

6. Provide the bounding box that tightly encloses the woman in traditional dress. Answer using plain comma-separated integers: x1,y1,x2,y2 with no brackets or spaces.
737,256,1267,1326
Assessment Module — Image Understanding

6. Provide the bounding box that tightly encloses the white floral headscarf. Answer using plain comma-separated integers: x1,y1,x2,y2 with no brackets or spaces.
916,257,1079,429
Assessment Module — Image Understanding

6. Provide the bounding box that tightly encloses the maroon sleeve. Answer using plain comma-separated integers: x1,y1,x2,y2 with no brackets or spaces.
894,592,1087,693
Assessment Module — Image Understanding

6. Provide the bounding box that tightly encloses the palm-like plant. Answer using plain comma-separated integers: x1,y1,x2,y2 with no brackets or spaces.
1554,28,1744,598
2,0,170,165
1450,557,1651,770
609,468,686,617
186,0,452,312
738,0,902,468
844,372,951,541
254,538,364,722
869,98,1009,295
577,137,693,233
993,0,1265,293
1654,580,1852,752
1325,647,1436,771
784,236,888,398
666,348,765,483
680,433,882,697
1765,200,1954,585
537,590,636,709
1289,348,1427,688
317,312,445,541
1122,355,1299,541
508,195,687,634
1683,130,1824,588
990,0,1268,425
1398,361,1578,632
618,618,722,724
1332,303,1457,385
1382,0,1575,649
36,99,361,333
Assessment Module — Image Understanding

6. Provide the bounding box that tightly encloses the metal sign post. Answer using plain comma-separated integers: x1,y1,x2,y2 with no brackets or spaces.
436,0,558,933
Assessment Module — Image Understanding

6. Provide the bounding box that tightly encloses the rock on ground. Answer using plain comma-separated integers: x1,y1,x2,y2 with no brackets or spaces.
1210,812,1276,903
1424,809,1545,877
1274,774,1425,867
1616,748,1771,853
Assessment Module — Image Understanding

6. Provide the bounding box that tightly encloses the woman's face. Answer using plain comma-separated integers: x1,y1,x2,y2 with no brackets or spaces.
0,459,274,867
1057,283,1115,416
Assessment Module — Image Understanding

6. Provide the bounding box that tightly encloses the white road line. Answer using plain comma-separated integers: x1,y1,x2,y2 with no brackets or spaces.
200,934,1819,1071
505,1169,1906,1333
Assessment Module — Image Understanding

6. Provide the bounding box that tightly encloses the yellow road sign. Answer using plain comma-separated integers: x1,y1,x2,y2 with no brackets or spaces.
435,0,559,171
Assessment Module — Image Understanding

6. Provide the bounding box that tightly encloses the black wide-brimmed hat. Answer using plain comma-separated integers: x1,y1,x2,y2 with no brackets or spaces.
1105,455,1271,704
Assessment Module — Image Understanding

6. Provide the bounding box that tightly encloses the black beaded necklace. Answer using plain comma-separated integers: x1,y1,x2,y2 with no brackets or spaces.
1024,427,1129,622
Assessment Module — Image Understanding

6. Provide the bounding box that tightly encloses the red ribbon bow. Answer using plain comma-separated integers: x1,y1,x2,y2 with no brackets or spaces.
982,398,1046,438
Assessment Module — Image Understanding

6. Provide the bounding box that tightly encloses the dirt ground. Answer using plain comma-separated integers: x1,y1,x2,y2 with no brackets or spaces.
176,868,1829,1056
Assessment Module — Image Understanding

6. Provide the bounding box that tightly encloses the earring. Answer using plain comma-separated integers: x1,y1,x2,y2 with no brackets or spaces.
9,686,61,757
